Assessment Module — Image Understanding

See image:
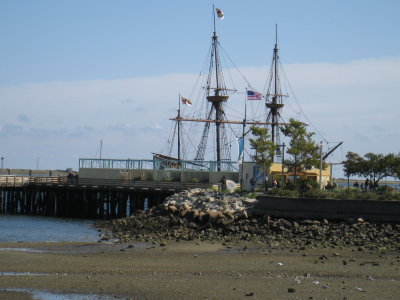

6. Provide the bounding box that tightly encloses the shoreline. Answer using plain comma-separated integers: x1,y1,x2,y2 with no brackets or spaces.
1,240,400,299
2,187,400,299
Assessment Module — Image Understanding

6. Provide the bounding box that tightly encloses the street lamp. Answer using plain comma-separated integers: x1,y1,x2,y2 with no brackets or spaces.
1,157,4,169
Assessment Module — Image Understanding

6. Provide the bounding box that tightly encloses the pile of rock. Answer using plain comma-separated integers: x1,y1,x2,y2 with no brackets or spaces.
162,188,257,224
99,189,400,250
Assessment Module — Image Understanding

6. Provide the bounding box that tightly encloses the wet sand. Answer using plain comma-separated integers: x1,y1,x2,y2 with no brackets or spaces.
0,241,400,299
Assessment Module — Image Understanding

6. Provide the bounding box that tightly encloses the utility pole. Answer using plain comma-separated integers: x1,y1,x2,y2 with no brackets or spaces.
281,143,285,188
319,141,323,190
240,94,247,189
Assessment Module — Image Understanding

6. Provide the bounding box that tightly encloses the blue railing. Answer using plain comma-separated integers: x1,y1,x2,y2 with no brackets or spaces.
79,158,239,172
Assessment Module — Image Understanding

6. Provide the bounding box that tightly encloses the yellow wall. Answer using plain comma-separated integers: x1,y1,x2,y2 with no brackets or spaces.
270,162,331,176
240,162,332,190
269,162,332,185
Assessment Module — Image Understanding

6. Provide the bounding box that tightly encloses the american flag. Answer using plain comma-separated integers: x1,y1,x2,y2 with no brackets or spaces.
247,90,263,100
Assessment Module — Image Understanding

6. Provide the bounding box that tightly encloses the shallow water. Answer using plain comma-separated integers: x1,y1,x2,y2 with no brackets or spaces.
0,215,100,242
4,288,124,300
0,272,48,276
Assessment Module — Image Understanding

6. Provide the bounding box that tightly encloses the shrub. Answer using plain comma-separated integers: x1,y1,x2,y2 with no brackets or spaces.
263,186,400,201
267,188,299,198
283,178,319,192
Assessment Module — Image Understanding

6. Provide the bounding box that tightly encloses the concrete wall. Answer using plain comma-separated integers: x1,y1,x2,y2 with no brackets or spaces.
209,172,239,184
240,163,256,191
251,195,400,222
181,171,209,183
128,170,142,181
79,168,122,180
153,170,181,182
141,170,154,181
79,168,240,184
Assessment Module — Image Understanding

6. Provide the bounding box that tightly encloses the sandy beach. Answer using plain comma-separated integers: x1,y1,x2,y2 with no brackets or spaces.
1,240,400,299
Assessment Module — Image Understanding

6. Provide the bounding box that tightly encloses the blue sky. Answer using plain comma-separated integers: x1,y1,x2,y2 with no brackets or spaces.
1,0,399,178
1,0,399,86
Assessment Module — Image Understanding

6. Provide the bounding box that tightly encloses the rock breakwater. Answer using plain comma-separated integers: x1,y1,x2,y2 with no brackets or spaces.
99,189,400,250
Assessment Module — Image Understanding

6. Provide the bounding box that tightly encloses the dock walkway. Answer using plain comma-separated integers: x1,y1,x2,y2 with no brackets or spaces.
0,175,212,219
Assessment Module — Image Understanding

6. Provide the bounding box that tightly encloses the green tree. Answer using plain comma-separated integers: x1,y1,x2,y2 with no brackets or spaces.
343,151,363,179
343,151,396,185
249,126,277,190
364,152,396,185
390,153,400,180
281,118,323,182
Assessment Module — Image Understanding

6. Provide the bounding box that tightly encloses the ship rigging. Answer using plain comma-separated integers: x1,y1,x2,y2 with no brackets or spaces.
160,8,340,170
165,7,285,169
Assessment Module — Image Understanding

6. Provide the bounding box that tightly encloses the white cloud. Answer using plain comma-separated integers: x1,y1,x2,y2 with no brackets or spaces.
1,57,399,174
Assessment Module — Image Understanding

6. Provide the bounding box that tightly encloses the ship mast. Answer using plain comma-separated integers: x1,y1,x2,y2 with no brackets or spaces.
188,6,230,170
177,95,181,160
208,7,228,166
266,25,286,148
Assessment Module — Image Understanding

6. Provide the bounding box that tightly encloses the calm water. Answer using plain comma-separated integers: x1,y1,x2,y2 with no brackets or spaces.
4,289,123,300
0,216,124,300
0,215,100,243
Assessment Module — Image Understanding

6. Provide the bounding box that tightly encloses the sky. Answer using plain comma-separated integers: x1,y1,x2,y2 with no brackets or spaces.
0,0,399,178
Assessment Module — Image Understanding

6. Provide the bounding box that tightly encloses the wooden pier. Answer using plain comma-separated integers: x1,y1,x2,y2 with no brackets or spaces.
0,176,212,219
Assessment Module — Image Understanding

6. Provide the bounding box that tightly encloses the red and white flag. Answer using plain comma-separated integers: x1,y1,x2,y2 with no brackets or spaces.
181,97,192,106
216,8,224,19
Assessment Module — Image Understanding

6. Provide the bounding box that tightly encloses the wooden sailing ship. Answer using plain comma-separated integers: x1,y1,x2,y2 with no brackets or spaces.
157,8,343,177
158,7,288,171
